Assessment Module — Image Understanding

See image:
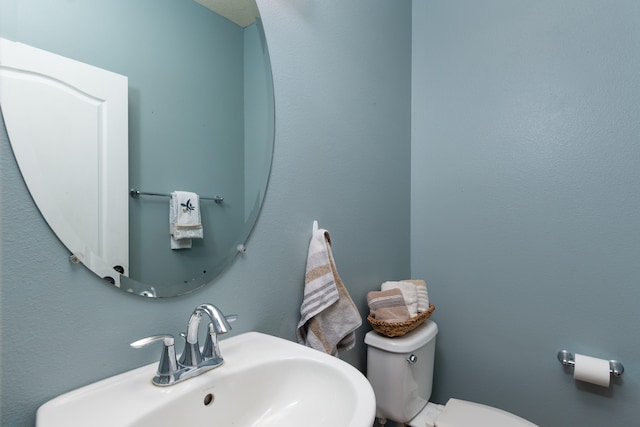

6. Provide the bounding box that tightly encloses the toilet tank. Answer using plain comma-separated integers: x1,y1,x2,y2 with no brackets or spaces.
365,320,438,424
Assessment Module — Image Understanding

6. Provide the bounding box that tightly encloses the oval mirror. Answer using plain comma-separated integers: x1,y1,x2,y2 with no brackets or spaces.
0,0,274,297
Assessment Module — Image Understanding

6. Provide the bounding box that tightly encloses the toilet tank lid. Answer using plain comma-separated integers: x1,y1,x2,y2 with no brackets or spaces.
365,319,438,353
435,399,539,427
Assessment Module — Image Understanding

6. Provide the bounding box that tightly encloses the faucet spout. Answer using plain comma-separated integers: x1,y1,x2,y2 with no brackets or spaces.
179,303,232,367
185,303,232,343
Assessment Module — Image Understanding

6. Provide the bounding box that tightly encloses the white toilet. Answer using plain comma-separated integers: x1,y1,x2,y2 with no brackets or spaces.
365,320,538,426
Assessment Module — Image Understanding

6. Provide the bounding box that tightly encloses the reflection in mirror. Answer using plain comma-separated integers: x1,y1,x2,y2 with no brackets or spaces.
0,0,274,297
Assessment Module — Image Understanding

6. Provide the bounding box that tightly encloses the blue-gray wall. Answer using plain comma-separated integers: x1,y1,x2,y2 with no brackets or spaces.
6,1,636,426
412,1,640,426
0,1,412,425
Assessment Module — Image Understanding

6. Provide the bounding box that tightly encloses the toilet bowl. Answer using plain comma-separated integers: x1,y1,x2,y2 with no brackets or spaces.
365,320,538,426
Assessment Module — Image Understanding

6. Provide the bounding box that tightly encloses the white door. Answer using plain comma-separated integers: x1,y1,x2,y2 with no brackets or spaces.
0,38,128,286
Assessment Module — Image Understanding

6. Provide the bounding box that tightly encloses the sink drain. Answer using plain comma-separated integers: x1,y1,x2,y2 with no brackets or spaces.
203,393,215,406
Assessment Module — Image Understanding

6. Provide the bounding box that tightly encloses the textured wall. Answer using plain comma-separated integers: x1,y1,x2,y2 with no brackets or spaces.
0,1,412,425
412,1,640,425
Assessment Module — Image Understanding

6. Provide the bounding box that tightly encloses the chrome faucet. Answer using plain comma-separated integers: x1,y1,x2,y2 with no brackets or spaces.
180,303,232,367
131,303,236,386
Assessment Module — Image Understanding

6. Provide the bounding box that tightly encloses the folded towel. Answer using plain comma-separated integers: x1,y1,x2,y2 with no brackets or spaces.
405,279,430,312
367,289,411,322
169,195,191,249
170,191,203,249
381,281,419,316
296,222,362,356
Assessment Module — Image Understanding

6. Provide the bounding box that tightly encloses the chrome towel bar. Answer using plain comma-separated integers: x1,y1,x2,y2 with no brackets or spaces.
130,189,223,203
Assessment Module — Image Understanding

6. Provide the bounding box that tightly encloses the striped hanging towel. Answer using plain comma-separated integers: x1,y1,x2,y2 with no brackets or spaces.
296,221,362,356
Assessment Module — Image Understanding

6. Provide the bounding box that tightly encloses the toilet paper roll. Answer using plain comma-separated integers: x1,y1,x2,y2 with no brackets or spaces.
573,354,610,387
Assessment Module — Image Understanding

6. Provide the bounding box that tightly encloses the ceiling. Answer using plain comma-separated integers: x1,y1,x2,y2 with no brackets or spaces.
194,0,259,28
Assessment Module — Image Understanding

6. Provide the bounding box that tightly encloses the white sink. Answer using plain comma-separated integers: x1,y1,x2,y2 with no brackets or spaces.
36,332,375,427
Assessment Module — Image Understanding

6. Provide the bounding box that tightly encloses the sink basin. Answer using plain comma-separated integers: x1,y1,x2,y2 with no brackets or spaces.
36,332,375,427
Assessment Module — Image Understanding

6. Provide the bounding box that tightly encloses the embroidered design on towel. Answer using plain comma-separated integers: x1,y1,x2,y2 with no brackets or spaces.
181,199,195,213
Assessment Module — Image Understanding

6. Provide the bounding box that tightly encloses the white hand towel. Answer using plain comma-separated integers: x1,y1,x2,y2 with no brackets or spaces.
406,279,430,313
296,222,362,356
381,281,419,317
169,195,191,249
169,191,203,249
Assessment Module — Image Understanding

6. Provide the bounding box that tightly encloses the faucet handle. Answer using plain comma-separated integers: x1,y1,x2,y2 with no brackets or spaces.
131,334,175,349
130,335,178,386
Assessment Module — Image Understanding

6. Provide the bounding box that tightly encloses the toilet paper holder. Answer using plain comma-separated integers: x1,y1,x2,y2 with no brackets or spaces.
557,350,624,377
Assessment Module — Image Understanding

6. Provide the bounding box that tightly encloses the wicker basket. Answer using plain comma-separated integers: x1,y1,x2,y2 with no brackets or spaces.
367,304,435,338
